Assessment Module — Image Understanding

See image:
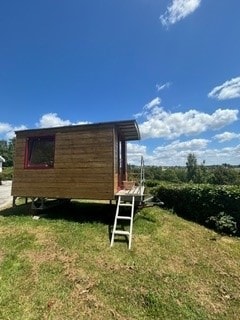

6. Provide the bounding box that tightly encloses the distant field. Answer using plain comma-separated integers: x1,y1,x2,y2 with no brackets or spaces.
0,201,240,319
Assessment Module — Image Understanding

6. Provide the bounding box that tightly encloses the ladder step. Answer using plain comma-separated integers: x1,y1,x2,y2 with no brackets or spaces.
113,230,130,236
119,203,133,207
117,216,131,220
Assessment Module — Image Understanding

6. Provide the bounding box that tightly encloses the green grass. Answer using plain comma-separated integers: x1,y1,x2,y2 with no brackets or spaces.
0,201,240,319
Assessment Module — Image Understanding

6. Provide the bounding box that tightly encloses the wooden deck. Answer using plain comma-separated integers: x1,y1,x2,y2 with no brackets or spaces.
116,185,145,197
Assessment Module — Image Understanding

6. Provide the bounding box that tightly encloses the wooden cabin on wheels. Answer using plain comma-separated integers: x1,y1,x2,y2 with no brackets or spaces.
11,119,145,249
11,120,144,206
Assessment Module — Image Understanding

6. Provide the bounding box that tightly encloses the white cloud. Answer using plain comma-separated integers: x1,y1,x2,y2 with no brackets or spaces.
134,97,161,118
127,139,210,166
37,113,72,128
154,138,209,152
6,125,28,140
36,113,90,128
127,142,147,156
127,142,147,165
138,99,239,139
145,97,161,110
214,131,240,143
208,77,240,100
200,144,240,166
0,123,27,140
151,138,209,165
127,142,157,165
0,122,12,134
0,113,92,140
160,0,201,27
129,140,240,166
156,82,171,92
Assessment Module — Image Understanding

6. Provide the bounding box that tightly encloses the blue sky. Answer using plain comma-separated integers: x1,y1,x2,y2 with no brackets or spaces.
0,0,239,166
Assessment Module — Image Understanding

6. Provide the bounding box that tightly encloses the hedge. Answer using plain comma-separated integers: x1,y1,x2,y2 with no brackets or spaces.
1,167,13,180
152,183,240,235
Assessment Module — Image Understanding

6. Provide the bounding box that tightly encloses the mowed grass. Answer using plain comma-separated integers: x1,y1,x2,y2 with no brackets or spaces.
0,201,240,320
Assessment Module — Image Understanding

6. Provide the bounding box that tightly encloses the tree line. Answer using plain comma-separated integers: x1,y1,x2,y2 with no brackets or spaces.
129,153,240,185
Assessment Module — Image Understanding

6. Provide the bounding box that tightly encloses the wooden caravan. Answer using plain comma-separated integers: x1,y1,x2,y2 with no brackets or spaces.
11,120,141,202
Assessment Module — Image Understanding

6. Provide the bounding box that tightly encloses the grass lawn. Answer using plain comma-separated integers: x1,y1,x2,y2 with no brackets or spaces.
0,200,240,319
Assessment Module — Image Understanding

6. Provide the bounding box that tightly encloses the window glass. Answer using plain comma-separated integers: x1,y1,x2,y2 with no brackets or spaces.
25,136,55,168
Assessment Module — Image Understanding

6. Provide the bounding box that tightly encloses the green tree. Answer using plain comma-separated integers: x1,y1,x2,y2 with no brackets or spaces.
0,138,15,167
161,168,180,183
186,153,198,182
210,166,239,185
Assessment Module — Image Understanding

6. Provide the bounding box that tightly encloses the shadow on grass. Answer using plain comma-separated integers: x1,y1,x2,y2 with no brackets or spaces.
0,201,147,248
0,201,118,225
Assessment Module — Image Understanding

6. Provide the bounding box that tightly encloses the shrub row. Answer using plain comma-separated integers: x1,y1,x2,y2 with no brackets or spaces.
152,183,240,235
1,167,13,180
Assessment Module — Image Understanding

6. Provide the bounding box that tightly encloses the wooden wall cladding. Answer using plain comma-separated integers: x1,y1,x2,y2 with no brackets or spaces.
12,126,116,200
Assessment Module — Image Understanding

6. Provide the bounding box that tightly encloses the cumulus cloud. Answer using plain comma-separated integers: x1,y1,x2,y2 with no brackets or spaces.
6,125,28,140
127,142,160,166
0,122,27,140
214,131,240,143
150,139,209,165
129,140,240,166
208,77,240,100
0,113,92,140
127,142,147,156
137,98,239,140
154,138,209,153
127,142,147,164
200,144,240,166
36,113,90,128
126,139,210,166
160,0,201,27
0,122,12,134
36,113,72,128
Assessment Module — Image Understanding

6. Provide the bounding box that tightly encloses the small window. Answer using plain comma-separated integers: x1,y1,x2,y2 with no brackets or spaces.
25,135,55,169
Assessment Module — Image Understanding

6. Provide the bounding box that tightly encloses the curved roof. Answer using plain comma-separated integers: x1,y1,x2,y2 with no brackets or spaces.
115,120,140,141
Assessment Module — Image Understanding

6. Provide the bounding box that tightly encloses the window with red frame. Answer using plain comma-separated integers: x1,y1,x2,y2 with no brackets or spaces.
25,136,55,168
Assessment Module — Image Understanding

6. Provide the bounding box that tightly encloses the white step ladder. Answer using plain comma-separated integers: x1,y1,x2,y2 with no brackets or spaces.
110,195,135,249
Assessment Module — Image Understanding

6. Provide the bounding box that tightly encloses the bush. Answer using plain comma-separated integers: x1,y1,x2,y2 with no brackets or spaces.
206,212,237,235
152,183,240,236
1,167,13,180
145,180,161,188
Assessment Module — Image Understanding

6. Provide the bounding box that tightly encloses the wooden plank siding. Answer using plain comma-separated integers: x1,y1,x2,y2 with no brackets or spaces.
12,126,117,200
113,130,120,193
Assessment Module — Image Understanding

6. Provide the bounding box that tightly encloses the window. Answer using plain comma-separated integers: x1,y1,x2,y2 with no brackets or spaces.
25,135,55,169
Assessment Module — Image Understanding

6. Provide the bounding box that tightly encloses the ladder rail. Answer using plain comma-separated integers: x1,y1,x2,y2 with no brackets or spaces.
140,155,145,203
110,196,121,247
110,195,135,249
140,155,145,188
128,195,135,249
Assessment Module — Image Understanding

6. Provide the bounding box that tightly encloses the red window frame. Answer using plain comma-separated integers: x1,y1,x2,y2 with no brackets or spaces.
24,135,55,169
